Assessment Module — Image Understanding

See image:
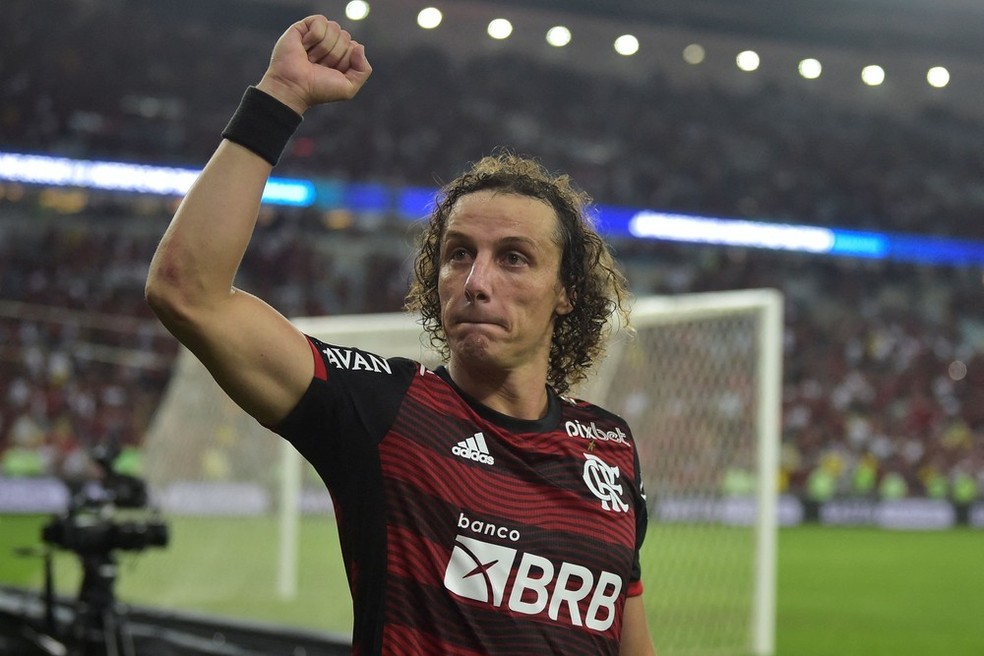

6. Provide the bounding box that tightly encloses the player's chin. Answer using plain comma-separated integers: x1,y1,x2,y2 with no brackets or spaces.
450,331,496,360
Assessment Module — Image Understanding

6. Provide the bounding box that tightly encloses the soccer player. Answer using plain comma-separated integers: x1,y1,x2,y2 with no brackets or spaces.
146,15,656,655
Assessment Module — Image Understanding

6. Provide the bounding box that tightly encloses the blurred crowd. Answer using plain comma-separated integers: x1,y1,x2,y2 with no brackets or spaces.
1,0,983,504
620,243,984,505
2,209,982,504
4,0,984,239
0,207,410,484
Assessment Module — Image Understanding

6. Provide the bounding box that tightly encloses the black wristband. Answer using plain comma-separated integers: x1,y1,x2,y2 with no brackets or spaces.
221,86,303,166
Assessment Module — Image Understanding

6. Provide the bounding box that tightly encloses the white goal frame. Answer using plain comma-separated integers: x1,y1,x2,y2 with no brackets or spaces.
607,290,783,656
276,288,783,656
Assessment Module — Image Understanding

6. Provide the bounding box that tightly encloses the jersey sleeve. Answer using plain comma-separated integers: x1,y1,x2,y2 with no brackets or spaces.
271,335,418,493
627,426,649,598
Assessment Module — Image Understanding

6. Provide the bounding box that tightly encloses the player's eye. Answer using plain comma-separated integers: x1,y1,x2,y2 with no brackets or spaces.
504,252,528,266
448,247,470,261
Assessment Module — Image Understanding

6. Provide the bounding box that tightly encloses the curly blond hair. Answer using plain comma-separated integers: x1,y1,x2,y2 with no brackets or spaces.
405,153,631,395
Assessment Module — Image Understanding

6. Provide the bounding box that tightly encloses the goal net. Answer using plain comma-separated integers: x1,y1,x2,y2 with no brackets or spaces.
138,289,782,655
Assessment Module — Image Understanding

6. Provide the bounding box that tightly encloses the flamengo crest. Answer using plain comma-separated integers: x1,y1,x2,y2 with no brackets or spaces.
582,453,629,513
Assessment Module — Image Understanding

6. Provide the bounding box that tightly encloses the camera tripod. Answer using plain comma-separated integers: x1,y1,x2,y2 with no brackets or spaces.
17,547,137,656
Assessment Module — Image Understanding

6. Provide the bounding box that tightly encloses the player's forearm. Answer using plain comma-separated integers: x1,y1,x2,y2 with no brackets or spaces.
145,139,271,327
619,595,657,656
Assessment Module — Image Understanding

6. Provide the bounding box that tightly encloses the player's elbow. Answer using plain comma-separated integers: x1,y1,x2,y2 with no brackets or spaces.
146,275,189,339
145,258,211,339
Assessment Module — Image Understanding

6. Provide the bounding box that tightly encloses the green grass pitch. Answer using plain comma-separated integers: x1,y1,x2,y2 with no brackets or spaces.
2,514,982,655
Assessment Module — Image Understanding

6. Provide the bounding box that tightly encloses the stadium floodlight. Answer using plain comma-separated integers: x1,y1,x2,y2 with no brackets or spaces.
737,50,761,72
861,65,885,86
487,18,513,40
344,0,370,21
417,7,442,29
682,43,705,65
798,58,822,80
614,34,639,56
927,66,950,88
545,25,572,48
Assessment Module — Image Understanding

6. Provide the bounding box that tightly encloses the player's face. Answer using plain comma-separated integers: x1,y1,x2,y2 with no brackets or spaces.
438,190,573,377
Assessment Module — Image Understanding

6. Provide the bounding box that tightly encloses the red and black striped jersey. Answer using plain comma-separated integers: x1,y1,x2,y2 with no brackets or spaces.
274,336,648,655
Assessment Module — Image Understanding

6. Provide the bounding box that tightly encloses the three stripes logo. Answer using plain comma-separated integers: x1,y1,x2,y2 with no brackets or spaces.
451,431,495,465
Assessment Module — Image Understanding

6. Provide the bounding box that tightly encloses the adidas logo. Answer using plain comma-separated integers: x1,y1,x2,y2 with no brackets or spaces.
451,432,495,466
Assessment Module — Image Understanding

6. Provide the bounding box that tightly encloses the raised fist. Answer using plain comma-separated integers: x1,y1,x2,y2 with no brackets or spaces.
256,15,372,115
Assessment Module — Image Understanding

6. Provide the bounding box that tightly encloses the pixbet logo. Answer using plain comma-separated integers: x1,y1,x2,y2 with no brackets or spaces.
443,535,622,631
565,420,628,445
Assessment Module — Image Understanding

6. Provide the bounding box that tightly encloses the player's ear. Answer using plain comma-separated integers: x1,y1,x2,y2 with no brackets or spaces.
555,286,573,316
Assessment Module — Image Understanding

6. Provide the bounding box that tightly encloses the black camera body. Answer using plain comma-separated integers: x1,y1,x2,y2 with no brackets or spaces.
42,467,168,556
42,507,169,556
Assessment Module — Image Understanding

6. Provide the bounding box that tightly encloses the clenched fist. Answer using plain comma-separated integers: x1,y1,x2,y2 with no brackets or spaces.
256,15,371,115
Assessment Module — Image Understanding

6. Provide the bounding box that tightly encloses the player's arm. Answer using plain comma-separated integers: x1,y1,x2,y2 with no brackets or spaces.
620,595,657,656
145,16,371,426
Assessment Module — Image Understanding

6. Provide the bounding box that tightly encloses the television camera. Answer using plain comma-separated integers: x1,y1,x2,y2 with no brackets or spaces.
23,445,169,656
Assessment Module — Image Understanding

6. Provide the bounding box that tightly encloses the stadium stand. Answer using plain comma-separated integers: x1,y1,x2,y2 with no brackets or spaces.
1,0,982,509
4,0,984,238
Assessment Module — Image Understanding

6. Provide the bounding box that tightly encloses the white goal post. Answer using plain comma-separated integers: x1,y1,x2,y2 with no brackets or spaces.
143,289,782,656
592,290,783,656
